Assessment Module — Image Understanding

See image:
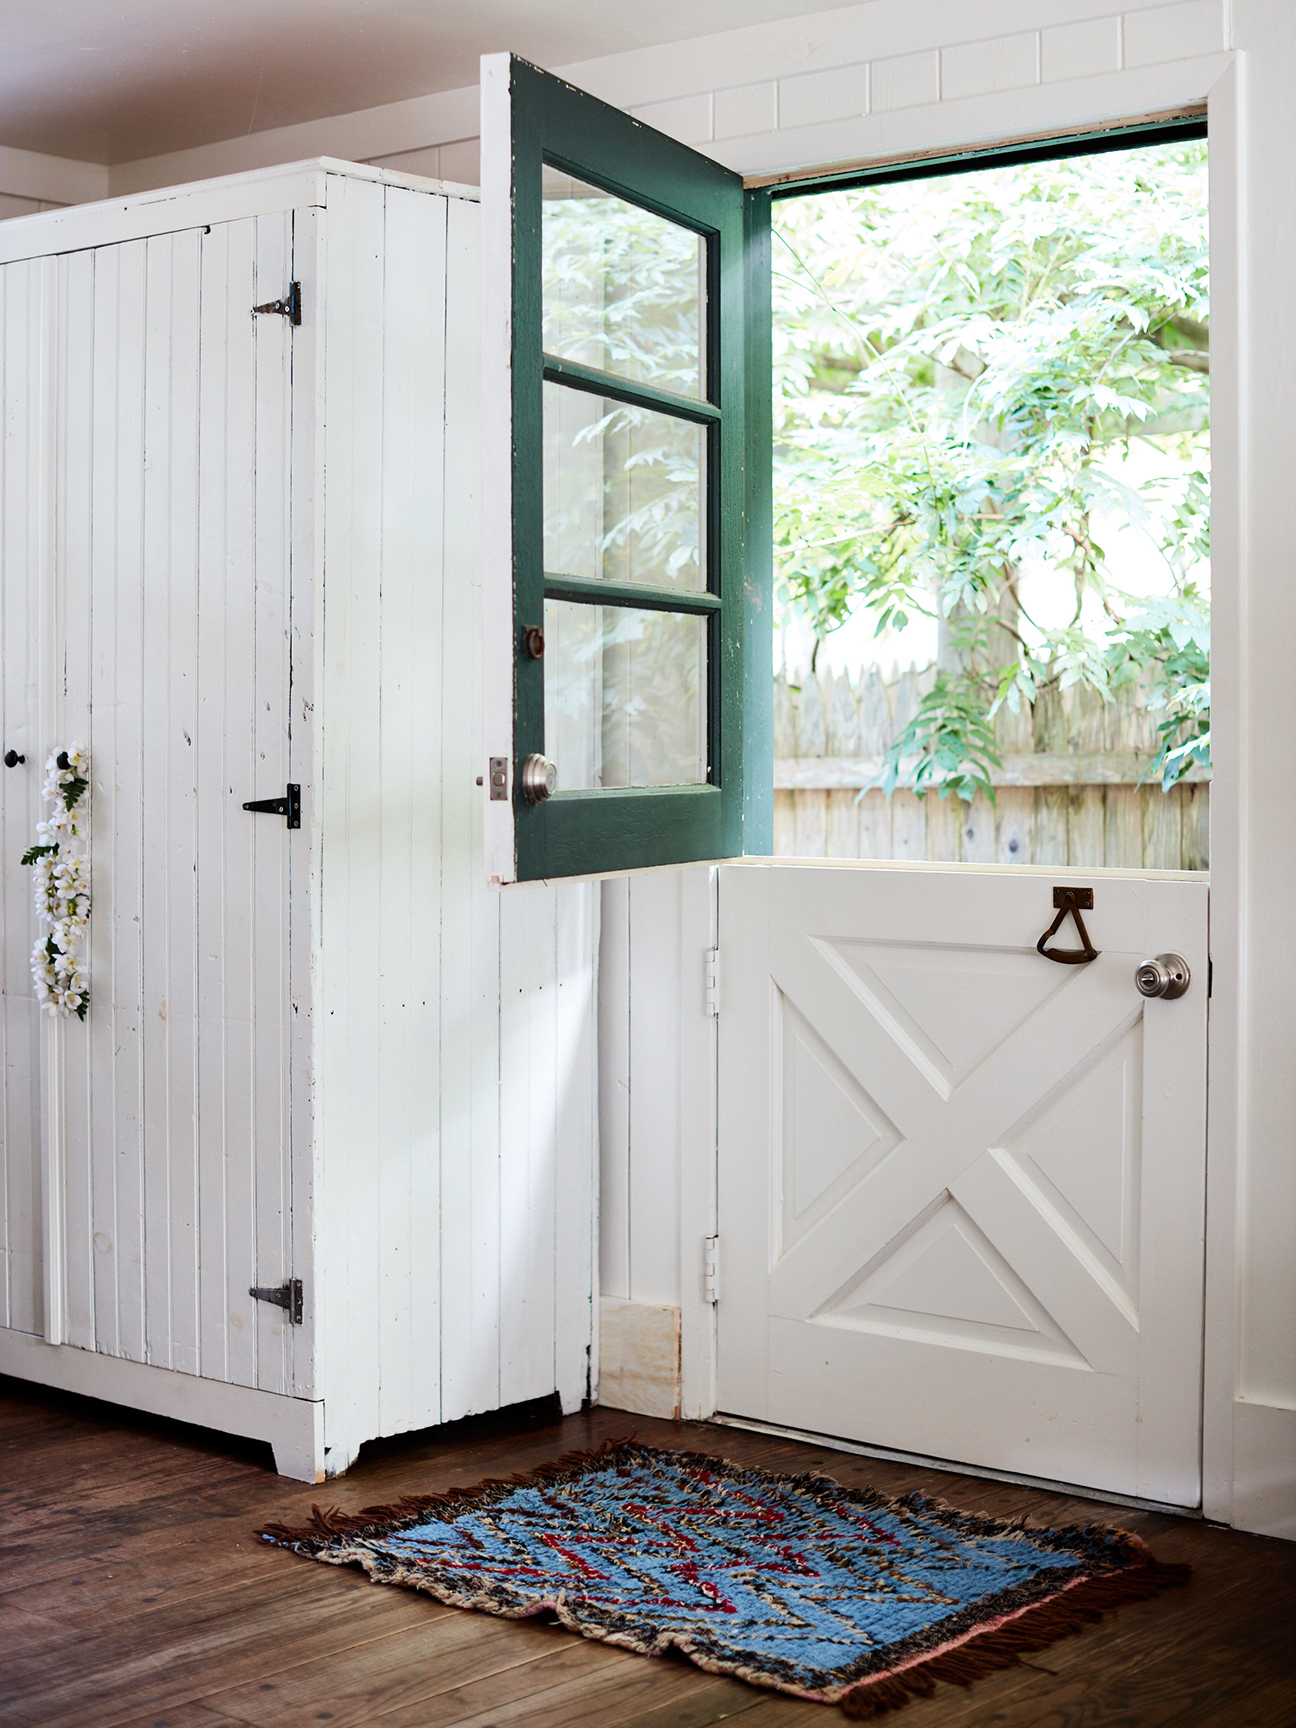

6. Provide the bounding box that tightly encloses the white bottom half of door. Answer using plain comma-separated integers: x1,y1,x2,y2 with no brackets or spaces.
716,861,1208,1506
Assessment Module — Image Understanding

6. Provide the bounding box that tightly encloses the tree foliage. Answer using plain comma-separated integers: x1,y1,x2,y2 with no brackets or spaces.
772,142,1210,798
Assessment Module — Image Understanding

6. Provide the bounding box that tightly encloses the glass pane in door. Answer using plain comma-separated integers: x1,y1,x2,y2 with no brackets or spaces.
542,170,704,399
543,382,705,591
543,599,707,788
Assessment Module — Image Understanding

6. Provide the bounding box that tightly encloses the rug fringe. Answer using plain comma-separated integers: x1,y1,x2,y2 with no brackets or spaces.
258,1437,641,1548
837,1556,1191,1719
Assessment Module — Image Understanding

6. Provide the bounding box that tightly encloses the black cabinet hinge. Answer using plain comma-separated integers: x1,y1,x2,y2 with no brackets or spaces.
250,1278,303,1325
243,784,301,828
253,282,301,325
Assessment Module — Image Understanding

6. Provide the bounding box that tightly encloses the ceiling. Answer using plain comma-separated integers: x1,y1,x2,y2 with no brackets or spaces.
1,0,864,166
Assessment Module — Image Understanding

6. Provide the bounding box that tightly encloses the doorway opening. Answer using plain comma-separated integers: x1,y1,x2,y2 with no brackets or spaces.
768,132,1210,872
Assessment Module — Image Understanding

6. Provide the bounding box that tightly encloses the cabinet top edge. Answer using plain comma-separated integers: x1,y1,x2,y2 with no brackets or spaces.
0,156,478,266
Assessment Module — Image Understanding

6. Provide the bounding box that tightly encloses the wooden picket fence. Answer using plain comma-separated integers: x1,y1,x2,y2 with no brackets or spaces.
773,665,1209,871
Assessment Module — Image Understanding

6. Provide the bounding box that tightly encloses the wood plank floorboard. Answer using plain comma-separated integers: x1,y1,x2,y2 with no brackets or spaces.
2,1376,1294,1728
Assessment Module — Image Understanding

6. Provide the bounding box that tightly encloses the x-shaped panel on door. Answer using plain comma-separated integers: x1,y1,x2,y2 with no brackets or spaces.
765,930,1144,1379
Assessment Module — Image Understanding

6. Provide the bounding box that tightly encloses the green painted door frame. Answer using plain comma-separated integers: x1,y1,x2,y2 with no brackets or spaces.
499,54,772,880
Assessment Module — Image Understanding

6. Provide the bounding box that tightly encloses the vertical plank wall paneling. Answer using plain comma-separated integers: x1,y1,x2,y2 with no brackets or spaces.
315,173,388,1453
0,257,46,1336
553,875,598,1414
316,177,596,1462
56,247,96,1353
596,871,687,1315
285,208,321,1407
90,235,148,1365
597,876,632,1302
247,213,295,1399
374,183,446,1438
626,872,683,1308
141,228,201,1377
498,881,560,1406
438,191,501,1424
194,217,244,1388
196,215,265,1393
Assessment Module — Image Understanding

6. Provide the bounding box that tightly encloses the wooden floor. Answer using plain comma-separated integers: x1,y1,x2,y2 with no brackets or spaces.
3,1377,1294,1728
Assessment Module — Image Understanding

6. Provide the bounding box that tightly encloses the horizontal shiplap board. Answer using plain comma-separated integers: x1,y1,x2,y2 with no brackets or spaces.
1124,0,1226,66
555,0,1224,113
1041,16,1123,80
715,82,779,141
871,52,942,114
941,32,1040,102
730,53,1222,178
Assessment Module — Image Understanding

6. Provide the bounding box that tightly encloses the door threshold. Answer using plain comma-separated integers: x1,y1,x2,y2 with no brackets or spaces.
710,1413,1203,1520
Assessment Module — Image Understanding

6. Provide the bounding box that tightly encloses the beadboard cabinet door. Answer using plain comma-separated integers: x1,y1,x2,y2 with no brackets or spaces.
7,214,308,1397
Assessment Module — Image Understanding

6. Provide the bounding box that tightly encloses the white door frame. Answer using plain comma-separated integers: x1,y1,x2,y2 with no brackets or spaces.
679,54,1245,1530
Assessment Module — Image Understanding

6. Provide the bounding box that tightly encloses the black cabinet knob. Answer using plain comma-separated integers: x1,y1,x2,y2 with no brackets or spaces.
3,750,24,768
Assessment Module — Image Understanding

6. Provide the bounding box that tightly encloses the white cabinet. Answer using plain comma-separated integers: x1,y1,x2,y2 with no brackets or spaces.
0,159,597,1481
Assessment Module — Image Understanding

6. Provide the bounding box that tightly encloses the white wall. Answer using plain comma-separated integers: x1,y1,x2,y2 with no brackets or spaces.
0,143,106,211
87,0,1229,195
4,0,1292,1538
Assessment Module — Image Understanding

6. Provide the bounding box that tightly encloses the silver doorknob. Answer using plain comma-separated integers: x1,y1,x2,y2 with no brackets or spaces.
520,753,558,804
1135,953,1191,1000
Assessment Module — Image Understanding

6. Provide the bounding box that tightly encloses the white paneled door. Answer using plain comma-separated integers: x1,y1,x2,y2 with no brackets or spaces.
717,861,1208,1505
1,214,306,1395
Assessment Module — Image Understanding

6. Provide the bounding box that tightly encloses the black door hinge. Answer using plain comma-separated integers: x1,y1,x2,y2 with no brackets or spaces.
250,1278,303,1325
243,784,301,828
253,282,301,325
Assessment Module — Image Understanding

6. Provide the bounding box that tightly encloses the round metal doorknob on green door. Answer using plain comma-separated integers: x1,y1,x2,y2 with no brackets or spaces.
521,754,558,803
1135,953,1191,999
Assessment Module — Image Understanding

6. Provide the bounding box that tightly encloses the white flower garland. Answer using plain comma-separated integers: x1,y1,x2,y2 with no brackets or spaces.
22,743,91,1020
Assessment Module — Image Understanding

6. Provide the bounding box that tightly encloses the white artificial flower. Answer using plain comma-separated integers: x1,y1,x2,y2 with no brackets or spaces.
26,747,90,1019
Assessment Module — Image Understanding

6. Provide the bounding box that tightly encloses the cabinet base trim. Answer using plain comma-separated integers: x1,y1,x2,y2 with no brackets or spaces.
0,1327,325,1482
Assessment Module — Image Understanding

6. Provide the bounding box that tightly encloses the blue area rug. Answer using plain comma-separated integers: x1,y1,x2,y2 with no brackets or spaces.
260,1440,1188,1718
